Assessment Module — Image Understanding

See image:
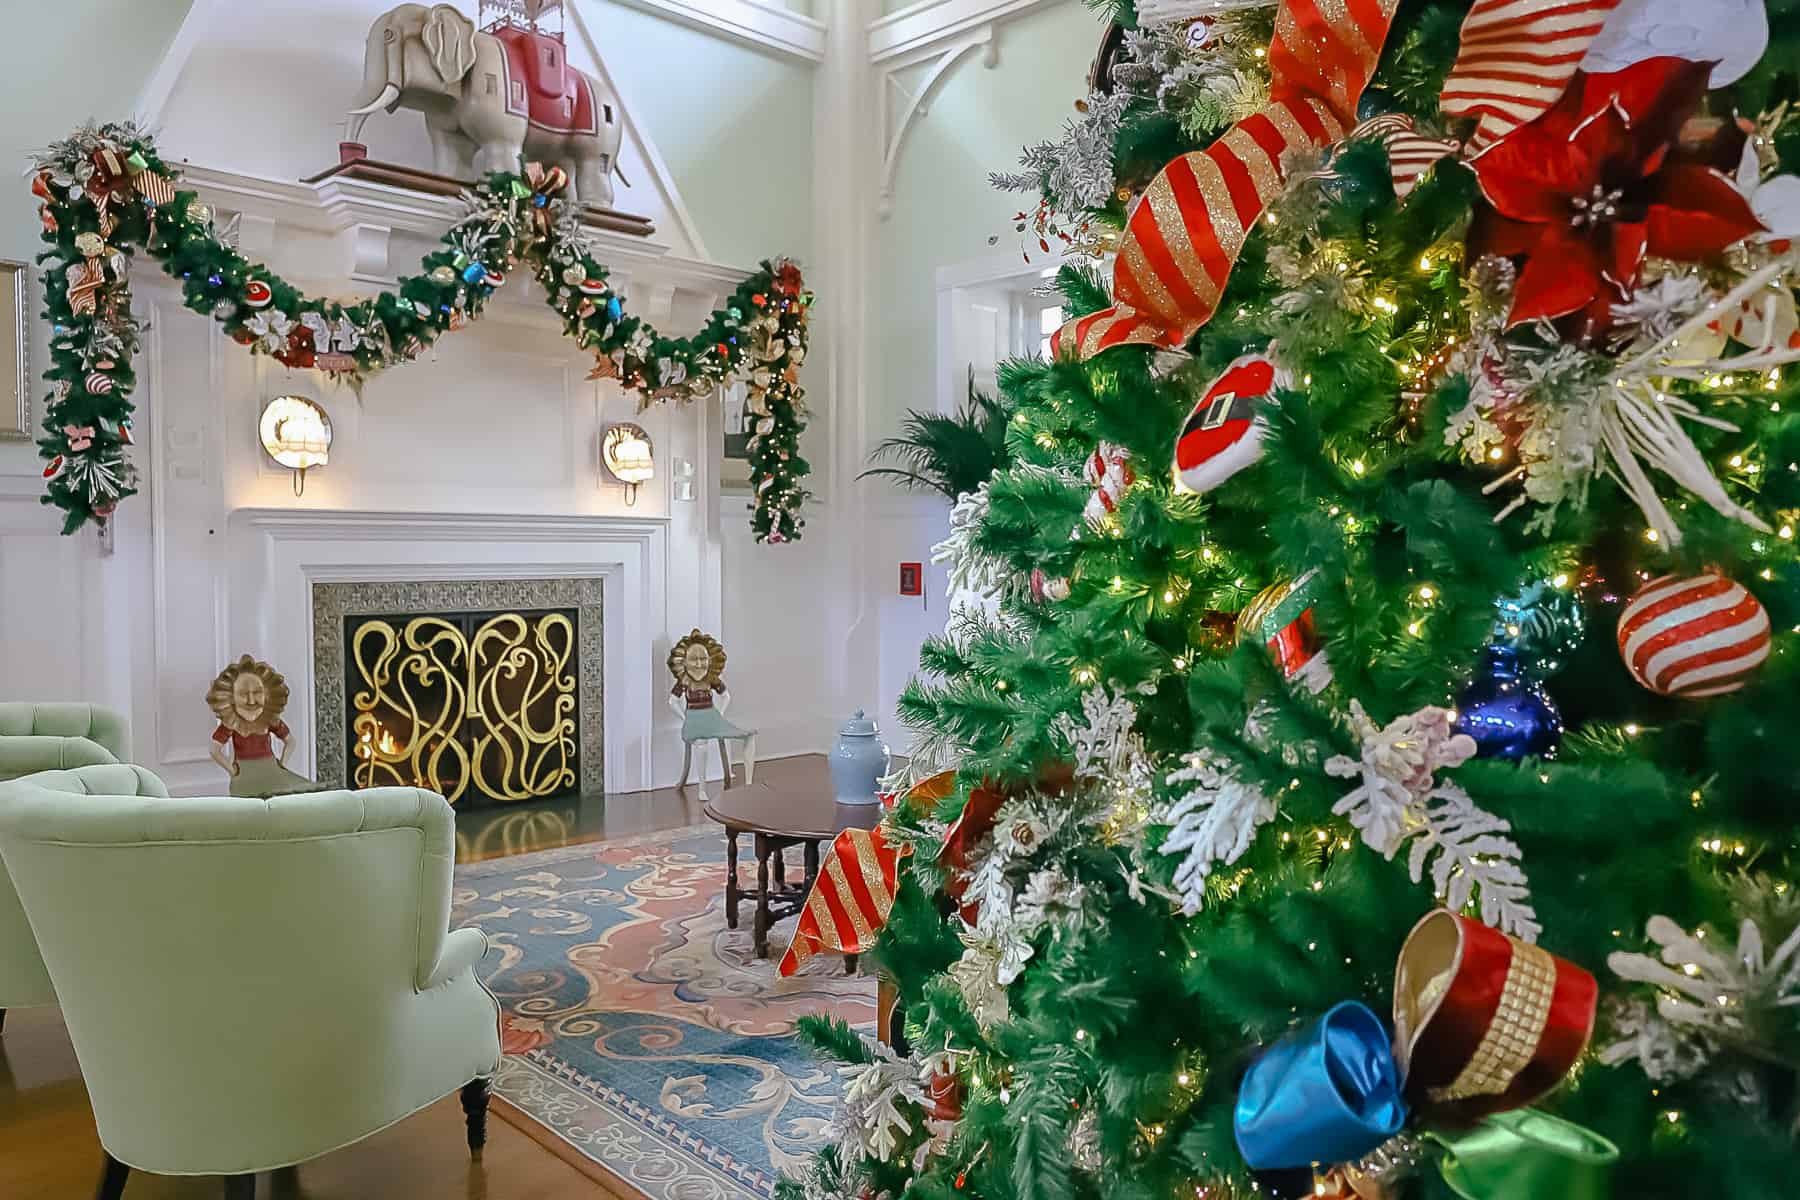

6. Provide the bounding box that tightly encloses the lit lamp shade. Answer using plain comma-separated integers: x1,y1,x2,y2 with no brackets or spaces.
603,423,655,500
260,395,332,494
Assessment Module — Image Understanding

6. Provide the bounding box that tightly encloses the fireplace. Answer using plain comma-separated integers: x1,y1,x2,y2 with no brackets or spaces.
312,579,603,807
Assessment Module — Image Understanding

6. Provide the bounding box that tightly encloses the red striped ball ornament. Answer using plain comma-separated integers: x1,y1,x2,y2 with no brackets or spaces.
1616,573,1770,698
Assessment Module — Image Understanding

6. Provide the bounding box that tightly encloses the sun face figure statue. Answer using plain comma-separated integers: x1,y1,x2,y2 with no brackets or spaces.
667,629,756,787
206,655,320,798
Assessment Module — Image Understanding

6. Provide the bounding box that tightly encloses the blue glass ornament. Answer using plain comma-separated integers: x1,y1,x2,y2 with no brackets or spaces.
1454,645,1562,761
207,273,224,288
462,262,488,285
1356,87,1395,121
605,296,622,322
1494,580,1585,676
532,193,550,208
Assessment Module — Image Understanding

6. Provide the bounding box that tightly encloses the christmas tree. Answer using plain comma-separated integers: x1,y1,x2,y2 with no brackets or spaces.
783,1,1800,1197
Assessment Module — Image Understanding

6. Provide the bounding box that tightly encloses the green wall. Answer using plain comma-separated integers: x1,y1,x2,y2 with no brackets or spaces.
0,1,195,265
590,0,816,268
872,0,1097,436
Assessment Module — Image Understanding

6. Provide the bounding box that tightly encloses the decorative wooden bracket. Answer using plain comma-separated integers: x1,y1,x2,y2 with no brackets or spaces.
877,26,999,220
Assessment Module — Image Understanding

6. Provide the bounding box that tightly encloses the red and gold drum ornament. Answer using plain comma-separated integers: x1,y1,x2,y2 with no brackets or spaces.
1174,353,1277,495
1394,910,1597,1126
1616,572,1770,698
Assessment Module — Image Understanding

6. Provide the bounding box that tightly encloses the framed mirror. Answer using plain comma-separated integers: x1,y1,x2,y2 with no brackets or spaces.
720,380,753,493
0,261,27,441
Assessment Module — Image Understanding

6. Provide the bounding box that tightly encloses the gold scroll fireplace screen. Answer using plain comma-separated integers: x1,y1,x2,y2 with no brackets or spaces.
347,609,579,806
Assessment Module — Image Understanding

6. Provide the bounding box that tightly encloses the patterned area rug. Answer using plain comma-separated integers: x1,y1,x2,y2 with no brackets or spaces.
452,824,875,1200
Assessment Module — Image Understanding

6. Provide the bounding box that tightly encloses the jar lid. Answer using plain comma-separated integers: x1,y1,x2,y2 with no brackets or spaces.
838,708,879,737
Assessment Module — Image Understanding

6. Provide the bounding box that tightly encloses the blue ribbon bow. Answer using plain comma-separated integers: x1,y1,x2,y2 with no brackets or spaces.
1234,1001,1409,1171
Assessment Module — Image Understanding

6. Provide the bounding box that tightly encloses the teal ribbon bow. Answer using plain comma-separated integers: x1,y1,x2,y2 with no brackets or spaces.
1234,1002,1409,1170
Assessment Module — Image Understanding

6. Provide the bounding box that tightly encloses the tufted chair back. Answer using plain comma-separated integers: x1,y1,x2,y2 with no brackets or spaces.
0,768,500,1177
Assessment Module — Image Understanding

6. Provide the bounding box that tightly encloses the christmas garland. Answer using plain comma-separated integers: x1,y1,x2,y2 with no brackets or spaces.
29,122,813,542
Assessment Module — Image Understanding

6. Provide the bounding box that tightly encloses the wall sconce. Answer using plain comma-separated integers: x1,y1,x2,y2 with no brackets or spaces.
602,422,655,504
259,394,332,495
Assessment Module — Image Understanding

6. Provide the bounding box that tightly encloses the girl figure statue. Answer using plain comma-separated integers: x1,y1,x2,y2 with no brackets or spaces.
206,655,320,798
667,629,755,787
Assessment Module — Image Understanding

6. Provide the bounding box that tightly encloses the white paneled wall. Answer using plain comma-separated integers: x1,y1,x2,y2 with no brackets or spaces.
0,192,832,795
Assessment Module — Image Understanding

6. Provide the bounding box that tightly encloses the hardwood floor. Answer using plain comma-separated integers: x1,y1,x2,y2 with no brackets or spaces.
0,755,830,1198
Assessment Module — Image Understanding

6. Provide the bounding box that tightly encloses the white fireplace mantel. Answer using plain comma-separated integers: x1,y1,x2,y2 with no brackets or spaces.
176,162,752,326
229,508,675,795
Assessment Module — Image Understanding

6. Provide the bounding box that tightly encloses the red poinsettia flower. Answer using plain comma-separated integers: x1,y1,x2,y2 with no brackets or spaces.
1472,57,1764,335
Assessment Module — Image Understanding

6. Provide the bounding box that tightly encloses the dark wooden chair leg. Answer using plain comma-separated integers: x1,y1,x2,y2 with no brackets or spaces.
222,1175,256,1199
270,1165,300,1196
94,1153,130,1200
0,1007,7,1035
461,1077,491,1159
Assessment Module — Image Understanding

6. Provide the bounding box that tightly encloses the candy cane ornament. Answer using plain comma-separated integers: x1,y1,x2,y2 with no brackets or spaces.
1081,442,1135,532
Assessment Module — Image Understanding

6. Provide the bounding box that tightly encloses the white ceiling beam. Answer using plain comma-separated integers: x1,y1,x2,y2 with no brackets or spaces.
603,0,828,63
868,0,1062,65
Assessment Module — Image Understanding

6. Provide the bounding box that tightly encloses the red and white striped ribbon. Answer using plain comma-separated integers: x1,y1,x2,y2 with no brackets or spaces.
1051,0,1404,360
777,826,906,976
1349,114,1462,200
1440,0,1624,155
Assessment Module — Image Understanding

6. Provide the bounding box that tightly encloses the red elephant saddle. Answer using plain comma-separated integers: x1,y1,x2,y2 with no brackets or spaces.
492,25,604,137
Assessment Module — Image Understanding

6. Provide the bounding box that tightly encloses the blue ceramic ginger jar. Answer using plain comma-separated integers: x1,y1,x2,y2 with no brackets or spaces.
830,709,890,806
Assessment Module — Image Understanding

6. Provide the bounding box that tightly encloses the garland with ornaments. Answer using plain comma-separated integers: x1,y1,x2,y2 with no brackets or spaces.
29,122,813,542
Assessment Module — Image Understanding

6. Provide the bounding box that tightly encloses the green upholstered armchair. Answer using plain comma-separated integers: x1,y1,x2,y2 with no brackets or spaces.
0,704,135,1025
0,768,501,1199
0,701,130,781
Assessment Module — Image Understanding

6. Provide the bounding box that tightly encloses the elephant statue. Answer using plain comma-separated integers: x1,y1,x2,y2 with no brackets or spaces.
347,3,626,208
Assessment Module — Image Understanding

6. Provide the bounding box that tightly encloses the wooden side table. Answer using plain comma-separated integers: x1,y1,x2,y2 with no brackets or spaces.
703,781,884,967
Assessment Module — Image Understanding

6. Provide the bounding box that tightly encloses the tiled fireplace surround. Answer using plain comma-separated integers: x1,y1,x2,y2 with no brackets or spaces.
311,577,605,797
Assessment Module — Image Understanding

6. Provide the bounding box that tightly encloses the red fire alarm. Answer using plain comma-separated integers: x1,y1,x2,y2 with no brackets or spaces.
899,562,923,596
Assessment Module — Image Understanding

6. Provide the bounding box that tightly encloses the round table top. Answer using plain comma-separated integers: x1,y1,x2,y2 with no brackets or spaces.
703,782,885,841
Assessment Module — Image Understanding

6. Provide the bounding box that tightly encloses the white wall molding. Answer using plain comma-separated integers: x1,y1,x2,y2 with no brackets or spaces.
600,0,828,63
